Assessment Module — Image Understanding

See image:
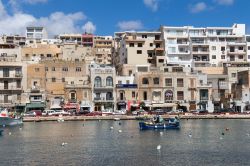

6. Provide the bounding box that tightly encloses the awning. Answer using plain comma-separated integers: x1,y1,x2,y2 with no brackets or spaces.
26,103,45,108
50,105,62,109
152,103,177,107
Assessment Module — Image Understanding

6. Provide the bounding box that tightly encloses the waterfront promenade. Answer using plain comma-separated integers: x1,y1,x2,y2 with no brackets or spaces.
23,113,250,122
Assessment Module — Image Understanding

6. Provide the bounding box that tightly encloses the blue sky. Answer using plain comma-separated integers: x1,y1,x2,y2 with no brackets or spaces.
0,0,249,36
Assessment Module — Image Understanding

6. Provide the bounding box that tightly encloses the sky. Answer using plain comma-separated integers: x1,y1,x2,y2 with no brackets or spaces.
0,0,249,37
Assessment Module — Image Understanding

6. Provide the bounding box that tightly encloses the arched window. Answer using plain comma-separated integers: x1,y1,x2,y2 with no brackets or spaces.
106,76,113,86
165,90,173,101
142,78,149,84
94,76,102,87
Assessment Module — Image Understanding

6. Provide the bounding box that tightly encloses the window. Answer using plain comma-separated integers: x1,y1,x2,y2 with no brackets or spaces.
132,91,135,98
52,67,55,71
168,47,176,53
248,46,250,50
212,55,216,59
106,76,113,86
143,91,147,100
177,91,184,100
16,80,21,88
221,46,225,51
52,77,56,82
177,78,184,87
94,77,102,87
239,46,244,50
138,43,143,47
129,43,134,47
165,78,172,86
35,68,39,72
221,55,225,59
248,55,250,59
142,78,149,84
212,46,216,50
126,80,129,84
62,78,65,82
129,70,132,76
230,47,235,52
239,55,243,59
106,92,113,100
76,67,81,72
165,90,173,101
47,54,52,57
142,35,147,38
45,67,48,71
150,43,153,47
118,81,122,84
137,50,142,54
231,73,236,78
153,77,159,85
62,67,68,71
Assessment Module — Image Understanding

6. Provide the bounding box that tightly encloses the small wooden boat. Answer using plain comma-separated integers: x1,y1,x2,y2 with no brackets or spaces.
139,117,180,130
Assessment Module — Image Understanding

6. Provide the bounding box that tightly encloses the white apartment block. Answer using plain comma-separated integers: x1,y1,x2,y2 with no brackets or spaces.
26,27,48,41
94,36,113,65
161,24,246,68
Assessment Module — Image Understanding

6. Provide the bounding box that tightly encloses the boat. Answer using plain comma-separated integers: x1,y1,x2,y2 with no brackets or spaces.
139,117,180,130
0,109,23,126
57,114,64,122
0,129,3,135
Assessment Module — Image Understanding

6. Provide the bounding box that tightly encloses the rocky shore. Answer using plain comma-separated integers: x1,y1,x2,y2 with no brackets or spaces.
23,113,250,122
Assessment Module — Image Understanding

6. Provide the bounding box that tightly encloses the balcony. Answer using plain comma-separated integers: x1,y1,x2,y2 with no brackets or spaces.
94,85,114,90
227,50,246,55
200,97,209,101
1,73,23,79
94,97,114,102
192,50,209,54
0,86,22,91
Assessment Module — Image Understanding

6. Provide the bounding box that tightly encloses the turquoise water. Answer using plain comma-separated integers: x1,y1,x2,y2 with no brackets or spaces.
0,119,250,166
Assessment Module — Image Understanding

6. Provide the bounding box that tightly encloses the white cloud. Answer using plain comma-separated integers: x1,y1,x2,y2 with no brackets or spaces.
0,0,97,37
23,0,48,4
143,0,158,12
214,0,234,5
190,2,207,13
82,21,96,34
117,20,143,31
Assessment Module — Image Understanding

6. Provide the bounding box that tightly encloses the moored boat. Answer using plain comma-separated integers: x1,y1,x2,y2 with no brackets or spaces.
0,129,3,135
139,117,180,130
0,109,23,126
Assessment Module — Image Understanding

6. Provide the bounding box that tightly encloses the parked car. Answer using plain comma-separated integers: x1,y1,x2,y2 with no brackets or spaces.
132,109,148,116
42,110,55,116
24,110,42,117
51,110,70,116
113,109,127,115
85,111,102,116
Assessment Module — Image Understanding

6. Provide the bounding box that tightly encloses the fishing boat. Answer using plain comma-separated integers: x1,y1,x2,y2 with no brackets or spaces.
0,109,23,126
139,117,180,130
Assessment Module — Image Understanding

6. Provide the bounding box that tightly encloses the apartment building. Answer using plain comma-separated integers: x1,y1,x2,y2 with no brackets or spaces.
232,70,250,112
161,24,247,68
116,75,138,111
114,31,165,73
58,34,82,45
90,63,116,112
26,63,46,111
26,27,48,43
43,60,90,105
94,36,113,64
0,43,27,110
21,44,61,62
1,35,26,46
61,44,95,63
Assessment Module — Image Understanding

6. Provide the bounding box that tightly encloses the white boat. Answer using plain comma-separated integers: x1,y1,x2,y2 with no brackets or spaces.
0,109,23,126
57,114,64,122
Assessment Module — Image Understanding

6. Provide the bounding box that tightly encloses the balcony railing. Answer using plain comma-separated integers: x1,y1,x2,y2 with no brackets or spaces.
0,86,22,90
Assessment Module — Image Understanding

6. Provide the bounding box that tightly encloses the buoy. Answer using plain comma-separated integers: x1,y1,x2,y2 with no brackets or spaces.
9,132,11,136
19,127,22,130
160,132,163,136
99,119,101,122
118,129,122,133
220,136,223,140
221,132,225,135
110,126,114,130
157,145,161,150
188,133,192,138
225,128,229,131
118,122,121,125
61,142,68,146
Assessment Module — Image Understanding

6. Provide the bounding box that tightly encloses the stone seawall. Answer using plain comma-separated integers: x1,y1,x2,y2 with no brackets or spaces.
23,114,250,122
